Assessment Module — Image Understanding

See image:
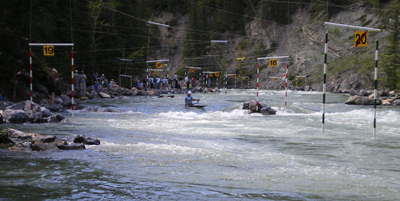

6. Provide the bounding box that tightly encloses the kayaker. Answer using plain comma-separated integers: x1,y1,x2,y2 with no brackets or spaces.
185,91,199,105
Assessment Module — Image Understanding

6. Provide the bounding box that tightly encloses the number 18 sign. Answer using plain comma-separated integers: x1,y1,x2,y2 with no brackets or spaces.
43,45,54,56
269,59,277,67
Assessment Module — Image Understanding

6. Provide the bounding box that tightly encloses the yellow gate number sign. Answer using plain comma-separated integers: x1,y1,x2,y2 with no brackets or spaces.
243,77,246,80
274,78,278,81
283,74,286,78
190,68,195,72
269,59,277,67
230,75,235,79
154,71,158,75
43,45,54,56
209,73,213,77
298,76,303,80
156,62,162,68
354,31,368,47
215,72,220,77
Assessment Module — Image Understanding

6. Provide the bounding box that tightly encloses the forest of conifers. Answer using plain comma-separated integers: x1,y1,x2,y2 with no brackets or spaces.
0,0,394,100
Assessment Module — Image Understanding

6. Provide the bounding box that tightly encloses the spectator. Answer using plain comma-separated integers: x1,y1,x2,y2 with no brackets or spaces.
48,68,59,104
99,74,105,88
185,76,189,89
156,77,160,89
162,76,167,90
110,79,119,88
93,72,99,84
79,70,87,97
74,70,79,90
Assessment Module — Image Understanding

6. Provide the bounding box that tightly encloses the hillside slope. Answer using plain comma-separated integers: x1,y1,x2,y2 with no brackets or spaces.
157,2,389,92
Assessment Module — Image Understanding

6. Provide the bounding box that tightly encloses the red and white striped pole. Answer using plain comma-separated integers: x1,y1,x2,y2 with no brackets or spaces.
71,48,74,116
29,48,33,112
256,63,259,111
285,63,288,107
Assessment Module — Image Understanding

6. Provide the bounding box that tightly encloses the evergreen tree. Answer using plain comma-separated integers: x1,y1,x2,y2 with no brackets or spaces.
381,4,400,90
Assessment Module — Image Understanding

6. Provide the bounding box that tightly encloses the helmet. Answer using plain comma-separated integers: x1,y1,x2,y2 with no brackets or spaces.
188,91,192,94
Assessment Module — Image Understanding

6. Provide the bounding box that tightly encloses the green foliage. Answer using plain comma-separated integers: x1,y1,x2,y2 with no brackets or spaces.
333,27,340,37
259,64,268,72
175,66,187,78
381,2,400,90
238,39,253,50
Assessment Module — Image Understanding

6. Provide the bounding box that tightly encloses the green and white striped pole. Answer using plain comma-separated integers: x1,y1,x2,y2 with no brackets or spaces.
323,22,381,135
224,74,227,94
322,28,328,133
373,40,378,138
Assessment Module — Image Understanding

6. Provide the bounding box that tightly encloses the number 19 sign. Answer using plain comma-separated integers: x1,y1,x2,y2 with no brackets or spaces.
43,45,54,56
354,31,368,47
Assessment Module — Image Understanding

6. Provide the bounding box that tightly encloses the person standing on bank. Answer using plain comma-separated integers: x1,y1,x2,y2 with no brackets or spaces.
74,70,80,90
79,70,87,97
48,68,59,104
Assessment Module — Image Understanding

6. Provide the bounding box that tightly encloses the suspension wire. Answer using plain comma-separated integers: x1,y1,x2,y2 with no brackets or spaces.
70,0,74,42
30,0,32,43
326,0,329,22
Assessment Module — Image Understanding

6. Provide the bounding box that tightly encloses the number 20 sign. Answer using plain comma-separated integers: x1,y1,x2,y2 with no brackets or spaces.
43,45,54,56
354,31,368,47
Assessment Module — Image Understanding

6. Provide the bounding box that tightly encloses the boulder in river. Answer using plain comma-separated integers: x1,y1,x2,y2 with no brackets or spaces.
345,95,382,105
74,135,101,145
56,139,85,150
31,141,58,151
242,100,276,115
1,101,68,124
99,92,111,98
1,128,100,152
1,109,29,123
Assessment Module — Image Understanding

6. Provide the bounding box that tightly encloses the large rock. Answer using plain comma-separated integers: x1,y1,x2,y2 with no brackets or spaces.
2,109,29,123
23,101,42,122
88,90,98,99
393,99,400,105
29,133,56,143
8,142,31,151
74,135,100,145
345,95,382,105
99,92,111,98
5,101,25,110
243,100,276,115
41,107,52,118
31,141,57,151
56,139,85,150
248,100,262,112
4,128,32,142
382,99,393,105
60,94,72,107
0,133,14,144
0,100,5,110
260,106,277,115
44,104,62,112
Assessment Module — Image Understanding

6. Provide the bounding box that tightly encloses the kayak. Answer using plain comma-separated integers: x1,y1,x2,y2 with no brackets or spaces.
186,104,207,108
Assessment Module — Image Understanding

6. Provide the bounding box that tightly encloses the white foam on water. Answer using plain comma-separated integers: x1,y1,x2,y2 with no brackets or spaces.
157,109,250,121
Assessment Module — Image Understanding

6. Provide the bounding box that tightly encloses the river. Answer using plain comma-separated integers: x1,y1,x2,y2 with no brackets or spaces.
1,89,400,200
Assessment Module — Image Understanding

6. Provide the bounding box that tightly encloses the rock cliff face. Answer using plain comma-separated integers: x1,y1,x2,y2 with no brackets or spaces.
154,3,388,92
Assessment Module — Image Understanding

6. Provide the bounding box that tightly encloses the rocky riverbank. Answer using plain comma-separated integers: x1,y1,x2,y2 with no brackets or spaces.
0,128,100,152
